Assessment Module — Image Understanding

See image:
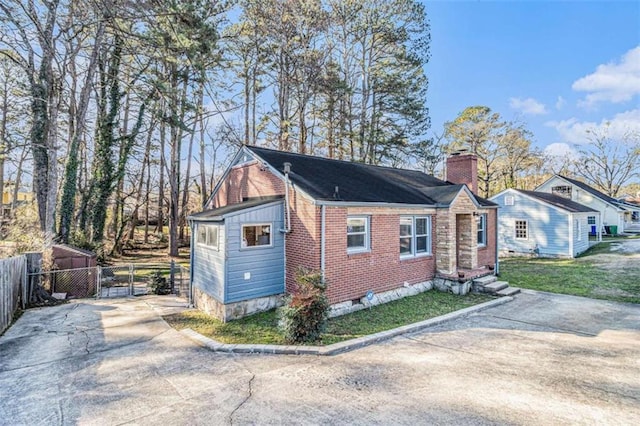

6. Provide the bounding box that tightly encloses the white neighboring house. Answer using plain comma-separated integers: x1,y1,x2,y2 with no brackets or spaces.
536,175,639,235
490,189,599,258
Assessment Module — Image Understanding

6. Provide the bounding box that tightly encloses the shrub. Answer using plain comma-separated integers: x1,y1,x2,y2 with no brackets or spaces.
278,268,329,343
147,271,171,295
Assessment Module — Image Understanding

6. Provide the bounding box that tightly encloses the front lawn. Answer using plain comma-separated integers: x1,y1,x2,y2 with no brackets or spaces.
163,291,493,345
499,239,640,304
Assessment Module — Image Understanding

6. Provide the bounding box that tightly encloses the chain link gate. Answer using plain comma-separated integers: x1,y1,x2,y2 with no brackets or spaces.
30,262,190,303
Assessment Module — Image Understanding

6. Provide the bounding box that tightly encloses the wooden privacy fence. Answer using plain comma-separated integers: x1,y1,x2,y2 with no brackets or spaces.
0,255,27,335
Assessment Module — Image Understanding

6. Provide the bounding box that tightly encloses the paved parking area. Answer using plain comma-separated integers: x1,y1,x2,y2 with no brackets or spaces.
1,291,639,425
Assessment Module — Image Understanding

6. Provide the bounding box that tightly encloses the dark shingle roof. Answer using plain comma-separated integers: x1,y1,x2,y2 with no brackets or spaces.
557,175,620,206
247,146,496,207
189,196,283,221
518,190,598,213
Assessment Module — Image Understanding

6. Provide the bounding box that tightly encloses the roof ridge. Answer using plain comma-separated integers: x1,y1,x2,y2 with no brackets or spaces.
246,145,430,175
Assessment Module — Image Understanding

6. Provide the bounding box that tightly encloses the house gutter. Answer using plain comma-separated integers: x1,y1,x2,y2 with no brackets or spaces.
321,205,326,281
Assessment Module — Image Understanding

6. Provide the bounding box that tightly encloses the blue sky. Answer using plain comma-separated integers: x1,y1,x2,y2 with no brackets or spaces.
423,0,640,157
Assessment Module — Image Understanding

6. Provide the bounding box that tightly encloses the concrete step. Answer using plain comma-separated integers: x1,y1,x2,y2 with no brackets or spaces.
496,286,521,297
483,281,509,294
473,275,498,286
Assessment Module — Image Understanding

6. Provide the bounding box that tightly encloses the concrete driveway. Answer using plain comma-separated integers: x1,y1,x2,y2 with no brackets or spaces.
1,291,638,425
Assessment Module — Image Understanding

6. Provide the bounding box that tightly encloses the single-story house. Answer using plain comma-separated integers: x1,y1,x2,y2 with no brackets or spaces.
490,188,599,258
536,175,639,235
189,146,498,321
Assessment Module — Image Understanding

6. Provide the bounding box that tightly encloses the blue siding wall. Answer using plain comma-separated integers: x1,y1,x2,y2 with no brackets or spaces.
192,222,226,302
225,203,285,303
493,192,571,257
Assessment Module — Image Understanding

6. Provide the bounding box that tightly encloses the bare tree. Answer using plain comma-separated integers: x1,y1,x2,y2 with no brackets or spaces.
574,124,640,197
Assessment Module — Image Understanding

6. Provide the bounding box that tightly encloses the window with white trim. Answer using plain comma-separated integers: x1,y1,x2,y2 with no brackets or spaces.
588,216,596,225
400,216,431,257
477,214,486,246
515,220,528,239
197,224,219,249
242,223,272,248
347,216,369,253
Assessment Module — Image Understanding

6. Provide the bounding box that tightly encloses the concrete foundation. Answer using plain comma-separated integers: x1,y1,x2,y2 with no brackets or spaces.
328,280,434,318
433,277,472,295
193,287,284,322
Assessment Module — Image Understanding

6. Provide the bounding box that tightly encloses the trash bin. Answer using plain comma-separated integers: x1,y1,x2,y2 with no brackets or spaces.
604,226,611,235
590,225,596,235
609,225,618,235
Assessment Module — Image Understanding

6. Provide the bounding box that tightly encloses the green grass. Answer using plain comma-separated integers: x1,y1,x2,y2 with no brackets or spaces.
499,240,640,304
163,291,493,345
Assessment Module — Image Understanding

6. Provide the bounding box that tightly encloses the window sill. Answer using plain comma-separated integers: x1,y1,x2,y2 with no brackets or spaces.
347,249,371,256
400,253,432,261
240,245,273,251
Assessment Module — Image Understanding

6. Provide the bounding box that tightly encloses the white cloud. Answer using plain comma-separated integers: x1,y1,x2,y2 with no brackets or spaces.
546,109,640,145
543,142,577,159
555,96,566,110
572,46,640,107
508,97,548,115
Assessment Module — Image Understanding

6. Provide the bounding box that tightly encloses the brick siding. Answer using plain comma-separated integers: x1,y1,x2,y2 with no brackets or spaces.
210,161,285,208
322,206,437,304
446,154,478,195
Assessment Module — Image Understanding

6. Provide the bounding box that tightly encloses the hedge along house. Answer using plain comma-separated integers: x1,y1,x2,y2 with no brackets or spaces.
189,146,499,321
490,188,599,258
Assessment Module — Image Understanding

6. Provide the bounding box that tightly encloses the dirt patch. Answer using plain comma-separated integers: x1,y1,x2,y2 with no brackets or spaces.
609,238,640,254
579,239,640,271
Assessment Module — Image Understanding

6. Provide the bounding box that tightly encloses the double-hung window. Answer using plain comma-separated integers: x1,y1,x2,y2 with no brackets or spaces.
197,224,219,249
400,216,431,257
347,216,369,253
477,214,487,247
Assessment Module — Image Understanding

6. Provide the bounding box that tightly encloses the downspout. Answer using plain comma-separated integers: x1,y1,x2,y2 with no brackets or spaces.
494,208,499,275
321,205,326,281
188,219,195,307
282,162,292,233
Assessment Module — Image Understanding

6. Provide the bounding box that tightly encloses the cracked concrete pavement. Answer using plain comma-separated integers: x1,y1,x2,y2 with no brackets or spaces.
1,291,639,425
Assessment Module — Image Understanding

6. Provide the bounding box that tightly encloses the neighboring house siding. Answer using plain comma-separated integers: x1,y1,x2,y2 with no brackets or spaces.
493,192,571,257
537,177,622,232
572,214,590,257
211,161,285,208
225,203,285,303
192,222,226,302
323,206,437,304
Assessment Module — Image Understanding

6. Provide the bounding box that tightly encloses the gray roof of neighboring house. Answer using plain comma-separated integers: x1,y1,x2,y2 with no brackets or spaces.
556,175,620,206
518,190,598,213
247,146,496,207
189,196,283,221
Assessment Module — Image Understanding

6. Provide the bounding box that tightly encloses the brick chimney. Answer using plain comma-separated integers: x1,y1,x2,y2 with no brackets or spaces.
446,151,478,194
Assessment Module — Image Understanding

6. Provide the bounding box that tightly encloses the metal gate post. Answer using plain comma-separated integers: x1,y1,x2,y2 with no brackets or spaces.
96,266,102,299
129,264,134,296
170,260,175,294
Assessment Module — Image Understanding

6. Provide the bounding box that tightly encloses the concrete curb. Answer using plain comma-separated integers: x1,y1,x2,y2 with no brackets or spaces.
180,296,514,356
